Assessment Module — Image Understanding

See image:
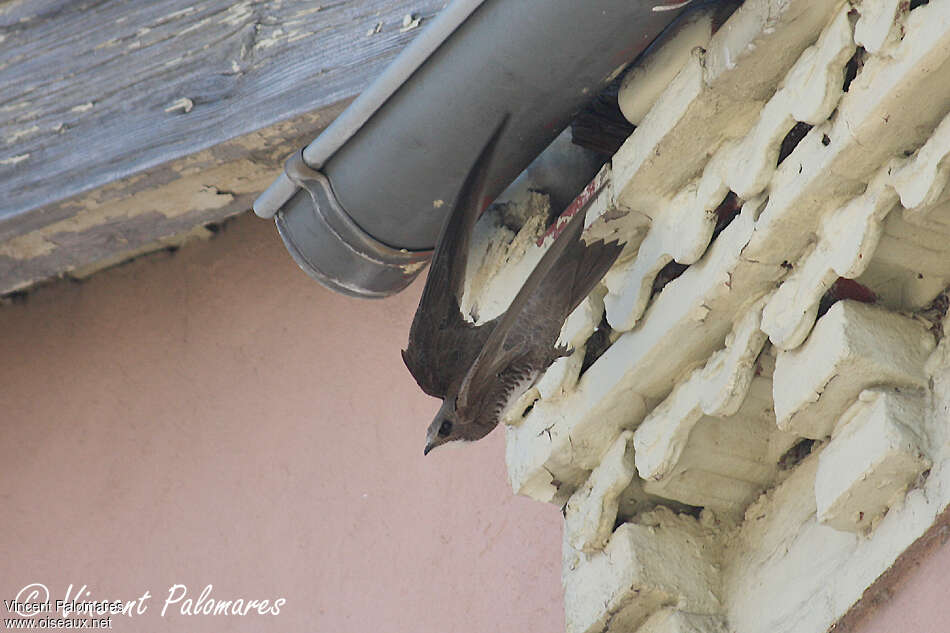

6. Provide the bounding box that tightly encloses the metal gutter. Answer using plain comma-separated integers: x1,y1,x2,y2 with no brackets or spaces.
255,0,692,298
254,0,487,220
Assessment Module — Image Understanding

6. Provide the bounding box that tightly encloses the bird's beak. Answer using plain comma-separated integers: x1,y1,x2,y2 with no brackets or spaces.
423,441,434,456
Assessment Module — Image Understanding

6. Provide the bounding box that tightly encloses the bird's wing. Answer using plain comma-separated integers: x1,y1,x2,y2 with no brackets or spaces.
456,204,623,415
402,116,508,399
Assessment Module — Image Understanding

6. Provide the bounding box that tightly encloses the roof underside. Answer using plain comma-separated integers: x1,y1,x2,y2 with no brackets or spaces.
0,0,444,294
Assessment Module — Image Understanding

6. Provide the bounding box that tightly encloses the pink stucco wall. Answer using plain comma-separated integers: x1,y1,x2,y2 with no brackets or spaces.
842,523,950,633
0,214,563,632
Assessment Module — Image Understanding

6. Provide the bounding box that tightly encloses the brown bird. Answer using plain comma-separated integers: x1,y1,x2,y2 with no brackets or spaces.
402,118,623,455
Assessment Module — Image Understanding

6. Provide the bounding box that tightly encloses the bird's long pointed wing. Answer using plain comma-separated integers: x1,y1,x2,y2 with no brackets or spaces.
402,116,509,398
456,205,622,414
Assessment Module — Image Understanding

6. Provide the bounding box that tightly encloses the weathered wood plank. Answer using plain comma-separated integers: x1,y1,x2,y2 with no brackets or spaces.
0,0,442,292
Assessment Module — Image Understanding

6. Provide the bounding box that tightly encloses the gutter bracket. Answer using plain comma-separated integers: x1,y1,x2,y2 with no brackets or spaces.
275,150,431,299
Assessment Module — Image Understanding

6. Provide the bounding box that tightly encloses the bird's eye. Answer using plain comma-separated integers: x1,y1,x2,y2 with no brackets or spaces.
438,419,453,437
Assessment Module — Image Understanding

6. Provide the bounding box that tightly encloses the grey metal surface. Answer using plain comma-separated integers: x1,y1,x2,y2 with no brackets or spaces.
254,0,487,219
278,151,431,297
263,0,690,296
495,130,605,214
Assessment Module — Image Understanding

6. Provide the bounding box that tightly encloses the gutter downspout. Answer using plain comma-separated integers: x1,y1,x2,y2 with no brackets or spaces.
254,0,691,298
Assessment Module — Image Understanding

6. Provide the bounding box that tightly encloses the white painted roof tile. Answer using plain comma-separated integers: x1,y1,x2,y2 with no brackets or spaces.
475,0,950,630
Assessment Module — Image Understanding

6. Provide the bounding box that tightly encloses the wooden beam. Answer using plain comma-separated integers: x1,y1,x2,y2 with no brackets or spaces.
0,0,442,293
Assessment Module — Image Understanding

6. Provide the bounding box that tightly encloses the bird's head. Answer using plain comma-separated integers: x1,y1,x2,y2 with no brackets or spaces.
423,396,496,454
423,397,463,456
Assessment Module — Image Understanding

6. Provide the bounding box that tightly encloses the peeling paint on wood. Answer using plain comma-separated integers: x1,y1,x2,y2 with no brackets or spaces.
0,0,443,292
0,104,345,293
